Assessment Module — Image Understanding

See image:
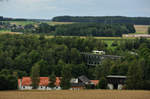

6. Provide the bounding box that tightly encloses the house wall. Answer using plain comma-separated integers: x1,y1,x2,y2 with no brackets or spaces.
20,86,32,90
53,86,61,90
19,85,61,90
107,84,113,89
107,83,124,90
38,86,47,90
118,84,123,90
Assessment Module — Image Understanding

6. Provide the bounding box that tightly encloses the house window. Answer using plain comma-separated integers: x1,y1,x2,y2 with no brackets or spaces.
41,86,43,88
23,86,25,88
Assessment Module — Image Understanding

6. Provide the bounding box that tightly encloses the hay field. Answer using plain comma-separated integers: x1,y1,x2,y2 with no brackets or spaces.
0,90,150,99
46,22,74,26
134,25,150,34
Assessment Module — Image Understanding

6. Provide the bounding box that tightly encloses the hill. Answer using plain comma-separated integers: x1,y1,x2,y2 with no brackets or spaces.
52,16,150,25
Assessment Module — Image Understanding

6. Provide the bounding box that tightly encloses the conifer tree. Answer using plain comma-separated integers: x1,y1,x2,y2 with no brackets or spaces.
31,63,40,89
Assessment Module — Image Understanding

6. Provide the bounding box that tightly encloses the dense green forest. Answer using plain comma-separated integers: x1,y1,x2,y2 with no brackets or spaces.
10,22,135,37
54,23,135,36
52,16,150,25
0,34,150,90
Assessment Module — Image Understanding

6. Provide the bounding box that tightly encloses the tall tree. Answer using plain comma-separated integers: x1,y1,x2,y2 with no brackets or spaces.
60,64,72,89
126,60,143,89
31,63,40,89
98,77,108,89
48,72,56,88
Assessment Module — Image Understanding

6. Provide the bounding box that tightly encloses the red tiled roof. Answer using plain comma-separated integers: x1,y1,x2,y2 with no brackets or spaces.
19,77,61,86
90,80,99,86
22,77,32,86
18,79,21,86
39,77,49,86
55,77,61,86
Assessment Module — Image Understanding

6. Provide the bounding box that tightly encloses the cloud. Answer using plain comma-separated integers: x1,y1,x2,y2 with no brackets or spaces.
0,0,150,19
0,0,9,2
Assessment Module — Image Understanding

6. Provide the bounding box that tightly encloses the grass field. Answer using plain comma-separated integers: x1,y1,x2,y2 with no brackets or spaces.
0,30,21,34
7,21,38,26
134,25,150,34
46,22,74,26
1,21,74,26
0,90,150,99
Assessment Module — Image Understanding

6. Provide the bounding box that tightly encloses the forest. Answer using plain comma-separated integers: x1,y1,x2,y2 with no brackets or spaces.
0,34,150,90
52,16,150,25
54,23,135,36
9,22,135,37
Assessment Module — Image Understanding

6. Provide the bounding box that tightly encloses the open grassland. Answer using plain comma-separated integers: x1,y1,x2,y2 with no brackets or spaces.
2,21,74,26
46,22,74,26
8,21,38,26
0,90,150,99
134,25,150,34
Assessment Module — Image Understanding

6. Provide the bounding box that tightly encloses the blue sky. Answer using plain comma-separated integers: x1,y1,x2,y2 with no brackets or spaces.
0,0,150,19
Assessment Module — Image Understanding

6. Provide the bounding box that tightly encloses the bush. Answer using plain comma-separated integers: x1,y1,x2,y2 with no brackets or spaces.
98,77,108,89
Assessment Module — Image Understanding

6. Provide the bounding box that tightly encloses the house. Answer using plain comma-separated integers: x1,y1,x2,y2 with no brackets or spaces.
71,83,85,90
18,77,61,90
81,52,121,66
78,75,92,84
70,75,97,90
106,75,126,90
90,80,99,86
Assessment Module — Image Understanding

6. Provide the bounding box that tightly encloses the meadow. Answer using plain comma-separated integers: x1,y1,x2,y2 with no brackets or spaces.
0,90,149,99
5,21,74,26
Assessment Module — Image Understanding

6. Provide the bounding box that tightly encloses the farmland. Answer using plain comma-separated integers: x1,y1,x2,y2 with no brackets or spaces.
4,21,73,26
0,90,150,99
134,25,150,34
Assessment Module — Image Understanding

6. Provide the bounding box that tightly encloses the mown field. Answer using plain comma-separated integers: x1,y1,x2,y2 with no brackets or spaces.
134,25,150,34
0,90,150,99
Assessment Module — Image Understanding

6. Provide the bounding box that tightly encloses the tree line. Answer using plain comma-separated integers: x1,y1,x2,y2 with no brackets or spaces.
52,16,150,25
11,23,135,37
54,23,135,37
0,34,150,90
0,16,27,21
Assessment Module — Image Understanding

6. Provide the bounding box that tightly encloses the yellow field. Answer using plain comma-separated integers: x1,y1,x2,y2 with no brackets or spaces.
0,90,150,99
46,22,74,26
134,25,150,34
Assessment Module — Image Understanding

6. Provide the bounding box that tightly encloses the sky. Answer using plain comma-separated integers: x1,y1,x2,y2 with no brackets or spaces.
0,0,150,19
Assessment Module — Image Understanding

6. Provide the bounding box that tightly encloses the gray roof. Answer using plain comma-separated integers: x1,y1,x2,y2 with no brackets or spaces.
106,75,127,79
78,75,91,84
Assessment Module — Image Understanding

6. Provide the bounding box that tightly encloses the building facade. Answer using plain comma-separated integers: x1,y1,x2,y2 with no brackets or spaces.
106,75,127,90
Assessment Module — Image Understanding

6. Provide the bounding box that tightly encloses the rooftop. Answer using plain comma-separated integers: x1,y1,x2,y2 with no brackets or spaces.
18,77,61,86
106,75,127,79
